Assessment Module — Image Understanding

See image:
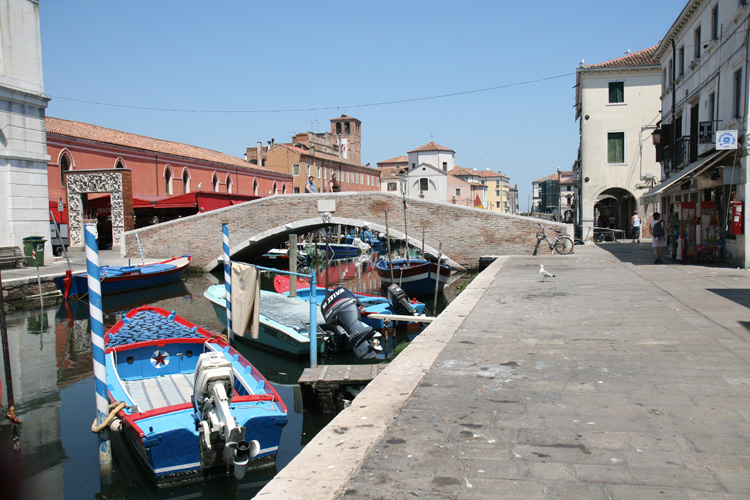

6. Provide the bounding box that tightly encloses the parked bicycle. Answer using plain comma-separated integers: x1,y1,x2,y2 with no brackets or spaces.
533,225,574,255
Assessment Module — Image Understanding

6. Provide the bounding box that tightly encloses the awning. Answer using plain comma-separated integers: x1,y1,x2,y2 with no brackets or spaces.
642,150,730,199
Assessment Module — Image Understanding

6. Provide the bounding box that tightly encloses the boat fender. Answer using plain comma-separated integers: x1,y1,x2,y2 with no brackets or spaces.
91,401,128,433
109,417,122,434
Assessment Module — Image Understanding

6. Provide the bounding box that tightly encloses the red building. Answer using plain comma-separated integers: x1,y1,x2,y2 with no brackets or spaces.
45,117,291,250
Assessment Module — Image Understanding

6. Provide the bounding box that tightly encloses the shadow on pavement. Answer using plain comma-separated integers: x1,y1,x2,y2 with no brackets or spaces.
592,241,736,268
708,289,750,309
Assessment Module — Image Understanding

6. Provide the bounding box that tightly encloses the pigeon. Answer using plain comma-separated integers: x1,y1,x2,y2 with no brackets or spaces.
540,265,555,282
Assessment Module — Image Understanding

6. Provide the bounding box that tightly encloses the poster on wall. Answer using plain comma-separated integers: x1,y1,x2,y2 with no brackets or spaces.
341,138,348,159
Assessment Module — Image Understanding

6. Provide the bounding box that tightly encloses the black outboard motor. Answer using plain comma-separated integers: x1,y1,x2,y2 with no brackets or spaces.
387,284,417,316
321,287,378,359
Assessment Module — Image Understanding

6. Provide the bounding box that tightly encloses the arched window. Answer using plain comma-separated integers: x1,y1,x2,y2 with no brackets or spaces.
282,182,287,194
59,151,73,188
164,165,174,195
114,157,126,169
212,172,219,192
182,168,190,193
253,178,258,196
344,122,350,134
271,181,278,195
336,123,341,134
226,174,233,193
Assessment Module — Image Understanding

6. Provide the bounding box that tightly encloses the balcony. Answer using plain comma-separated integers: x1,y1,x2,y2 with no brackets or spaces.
663,136,694,172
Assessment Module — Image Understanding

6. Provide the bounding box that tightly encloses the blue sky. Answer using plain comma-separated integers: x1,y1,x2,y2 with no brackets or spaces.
39,1,687,209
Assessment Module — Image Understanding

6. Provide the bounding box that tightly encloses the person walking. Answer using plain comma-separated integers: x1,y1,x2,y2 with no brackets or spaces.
305,176,316,193
650,212,667,263
329,173,341,192
631,210,641,243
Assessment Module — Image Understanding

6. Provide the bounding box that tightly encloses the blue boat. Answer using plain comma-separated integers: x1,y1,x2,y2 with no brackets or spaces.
54,255,191,299
376,258,452,296
104,306,288,485
301,242,364,259
203,285,327,356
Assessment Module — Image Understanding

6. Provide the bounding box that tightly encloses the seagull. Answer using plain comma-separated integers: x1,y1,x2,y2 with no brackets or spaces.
195,182,202,190
540,265,555,282
624,49,631,54
579,58,585,67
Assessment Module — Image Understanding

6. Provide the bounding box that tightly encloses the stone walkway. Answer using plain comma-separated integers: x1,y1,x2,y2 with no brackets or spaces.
259,243,750,499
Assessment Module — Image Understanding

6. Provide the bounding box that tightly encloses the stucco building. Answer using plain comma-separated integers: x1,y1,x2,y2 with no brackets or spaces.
0,0,51,261
574,46,662,241
646,0,750,267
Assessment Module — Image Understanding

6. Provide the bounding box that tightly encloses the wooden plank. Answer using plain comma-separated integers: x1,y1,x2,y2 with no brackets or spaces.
343,365,352,381
318,365,329,381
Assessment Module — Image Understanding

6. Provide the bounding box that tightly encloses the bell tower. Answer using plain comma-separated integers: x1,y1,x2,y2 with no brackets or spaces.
330,115,361,164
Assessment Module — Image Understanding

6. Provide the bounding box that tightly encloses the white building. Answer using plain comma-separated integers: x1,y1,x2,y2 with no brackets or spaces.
378,141,451,202
0,0,51,261
574,46,662,242
646,0,750,267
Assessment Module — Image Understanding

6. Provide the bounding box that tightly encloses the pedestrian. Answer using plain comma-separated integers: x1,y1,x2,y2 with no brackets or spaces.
608,214,616,229
631,210,641,243
304,176,316,193
650,212,667,263
329,173,341,192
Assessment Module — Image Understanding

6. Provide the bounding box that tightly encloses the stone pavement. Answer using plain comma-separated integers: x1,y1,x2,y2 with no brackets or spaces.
258,243,750,499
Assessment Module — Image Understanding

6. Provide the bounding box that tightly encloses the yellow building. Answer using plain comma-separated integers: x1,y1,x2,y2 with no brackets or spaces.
480,170,510,212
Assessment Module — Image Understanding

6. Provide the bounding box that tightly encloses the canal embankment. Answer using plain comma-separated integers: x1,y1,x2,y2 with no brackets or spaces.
258,243,750,499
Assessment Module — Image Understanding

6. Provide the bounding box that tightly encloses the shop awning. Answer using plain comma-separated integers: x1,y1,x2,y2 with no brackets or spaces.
642,150,730,200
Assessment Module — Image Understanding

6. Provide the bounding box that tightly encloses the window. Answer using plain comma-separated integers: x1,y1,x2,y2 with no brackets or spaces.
346,172,350,182
387,182,398,191
60,152,72,188
253,179,258,196
734,69,743,118
607,132,625,163
294,187,300,193
317,166,321,178
496,190,500,196
694,25,701,61
182,168,190,194
336,123,341,134
667,59,673,84
678,46,684,76
708,92,715,124
225,175,233,193
306,164,311,177
711,5,718,40
455,188,461,196
608,81,624,103
442,161,447,171
323,167,327,179
292,164,300,176
115,159,125,169
419,178,429,191
164,166,173,195
344,122,350,134
212,172,219,192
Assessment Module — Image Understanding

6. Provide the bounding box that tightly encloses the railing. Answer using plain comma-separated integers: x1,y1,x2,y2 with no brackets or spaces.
663,137,693,172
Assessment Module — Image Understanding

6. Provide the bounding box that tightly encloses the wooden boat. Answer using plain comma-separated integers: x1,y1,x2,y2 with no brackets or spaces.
54,255,191,300
375,258,452,295
104,306,288,485
203,285,327,356
300,242,364,259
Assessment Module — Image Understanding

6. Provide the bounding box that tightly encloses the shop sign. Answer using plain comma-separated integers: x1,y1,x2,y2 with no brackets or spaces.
716,130,738,150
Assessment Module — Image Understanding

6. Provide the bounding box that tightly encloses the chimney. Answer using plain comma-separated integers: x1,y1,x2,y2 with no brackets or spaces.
256,141,262,164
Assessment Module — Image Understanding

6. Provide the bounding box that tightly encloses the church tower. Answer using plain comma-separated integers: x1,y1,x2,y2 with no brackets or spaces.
330,115,361,165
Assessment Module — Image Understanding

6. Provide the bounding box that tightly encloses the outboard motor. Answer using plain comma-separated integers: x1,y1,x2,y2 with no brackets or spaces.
321,287,378,358
387,284,417,316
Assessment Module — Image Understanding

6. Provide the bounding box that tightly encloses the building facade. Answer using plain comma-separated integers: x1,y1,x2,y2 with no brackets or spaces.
257,115,380,194
0,0,51,261
647,0,750,267
574,46,662,241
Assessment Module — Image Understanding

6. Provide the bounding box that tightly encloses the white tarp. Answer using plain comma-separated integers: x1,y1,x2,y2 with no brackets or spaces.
231,262,260,339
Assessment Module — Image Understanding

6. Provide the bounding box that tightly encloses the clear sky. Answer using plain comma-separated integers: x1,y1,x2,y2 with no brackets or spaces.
39,0,687,210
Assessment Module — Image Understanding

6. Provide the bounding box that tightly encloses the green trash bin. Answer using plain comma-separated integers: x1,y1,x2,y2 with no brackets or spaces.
22,236,46,267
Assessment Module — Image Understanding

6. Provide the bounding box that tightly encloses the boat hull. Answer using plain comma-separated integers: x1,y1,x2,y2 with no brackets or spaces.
376,259,451,295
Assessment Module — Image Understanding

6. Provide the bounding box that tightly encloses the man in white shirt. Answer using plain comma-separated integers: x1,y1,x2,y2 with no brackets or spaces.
631,210,641,243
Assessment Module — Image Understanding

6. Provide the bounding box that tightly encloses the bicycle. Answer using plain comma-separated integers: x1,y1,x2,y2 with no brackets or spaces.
533,225,574,255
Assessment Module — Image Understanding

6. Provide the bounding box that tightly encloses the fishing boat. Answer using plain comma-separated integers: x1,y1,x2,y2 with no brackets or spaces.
104,305,288,485
300,242,364,259
54,255,191,300
203,285,327,356
375,258,452,295
273,275,426,329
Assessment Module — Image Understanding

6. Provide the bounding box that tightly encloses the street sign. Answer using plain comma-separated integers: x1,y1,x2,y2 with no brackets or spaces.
716,130,738,150
58,199,64,212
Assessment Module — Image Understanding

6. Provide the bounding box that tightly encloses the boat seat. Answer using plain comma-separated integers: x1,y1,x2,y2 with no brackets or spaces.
123,373,193,412
139,264,175,275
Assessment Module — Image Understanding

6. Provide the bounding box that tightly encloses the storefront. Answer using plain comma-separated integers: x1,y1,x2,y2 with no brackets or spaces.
643,150,738,264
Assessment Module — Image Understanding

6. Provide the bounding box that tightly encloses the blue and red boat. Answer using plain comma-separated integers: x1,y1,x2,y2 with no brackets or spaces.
375,258,452,295
104,305,288,485
54,255,191,299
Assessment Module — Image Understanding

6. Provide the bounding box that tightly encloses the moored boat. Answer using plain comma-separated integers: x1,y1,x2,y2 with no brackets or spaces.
104,305,288,485
54,255,191,299
375,258,452,295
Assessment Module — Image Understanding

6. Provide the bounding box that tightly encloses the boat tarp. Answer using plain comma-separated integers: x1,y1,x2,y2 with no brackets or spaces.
231,263,260,339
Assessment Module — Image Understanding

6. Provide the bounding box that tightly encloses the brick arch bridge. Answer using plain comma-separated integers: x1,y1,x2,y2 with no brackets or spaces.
123,192,565,272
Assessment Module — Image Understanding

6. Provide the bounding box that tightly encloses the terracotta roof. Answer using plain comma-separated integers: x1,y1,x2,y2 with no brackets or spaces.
275,143,377,171
581,46,658,69
45,116,282,175
533,171,574,184
379,166,407,180
476,169,506,179
377,155,408,166
407,141,455,154
448,165,477,177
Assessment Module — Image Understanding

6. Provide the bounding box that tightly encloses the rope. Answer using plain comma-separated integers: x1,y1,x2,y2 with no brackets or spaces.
91,401,128,433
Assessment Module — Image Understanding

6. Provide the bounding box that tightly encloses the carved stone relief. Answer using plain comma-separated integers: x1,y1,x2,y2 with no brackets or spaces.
65,171,125,248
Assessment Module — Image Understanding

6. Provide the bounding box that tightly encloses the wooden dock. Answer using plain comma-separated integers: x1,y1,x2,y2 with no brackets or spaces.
298,364,388,414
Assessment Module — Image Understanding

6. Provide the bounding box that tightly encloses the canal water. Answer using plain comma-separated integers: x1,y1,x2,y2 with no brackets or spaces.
0,251,468,499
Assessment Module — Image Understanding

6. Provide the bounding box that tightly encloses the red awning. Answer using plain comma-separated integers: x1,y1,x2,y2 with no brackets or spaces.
153,192,259,211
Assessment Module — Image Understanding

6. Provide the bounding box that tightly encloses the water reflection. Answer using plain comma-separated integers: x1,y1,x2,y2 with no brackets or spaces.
0,251,465,498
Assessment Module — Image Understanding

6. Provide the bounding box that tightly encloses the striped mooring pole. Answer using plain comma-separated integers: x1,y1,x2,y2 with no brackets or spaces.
85,222,112,482
222,223,234,345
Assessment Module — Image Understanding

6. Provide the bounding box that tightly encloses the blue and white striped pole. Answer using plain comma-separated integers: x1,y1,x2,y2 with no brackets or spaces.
85,222,112,482
222,223,234,345
309,271,317,367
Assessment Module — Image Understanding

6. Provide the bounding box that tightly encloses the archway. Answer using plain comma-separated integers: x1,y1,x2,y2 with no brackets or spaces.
594,187,636,235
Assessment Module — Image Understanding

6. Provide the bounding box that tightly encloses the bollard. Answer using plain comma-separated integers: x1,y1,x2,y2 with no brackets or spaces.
222,223,234,345
85,222,112,483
